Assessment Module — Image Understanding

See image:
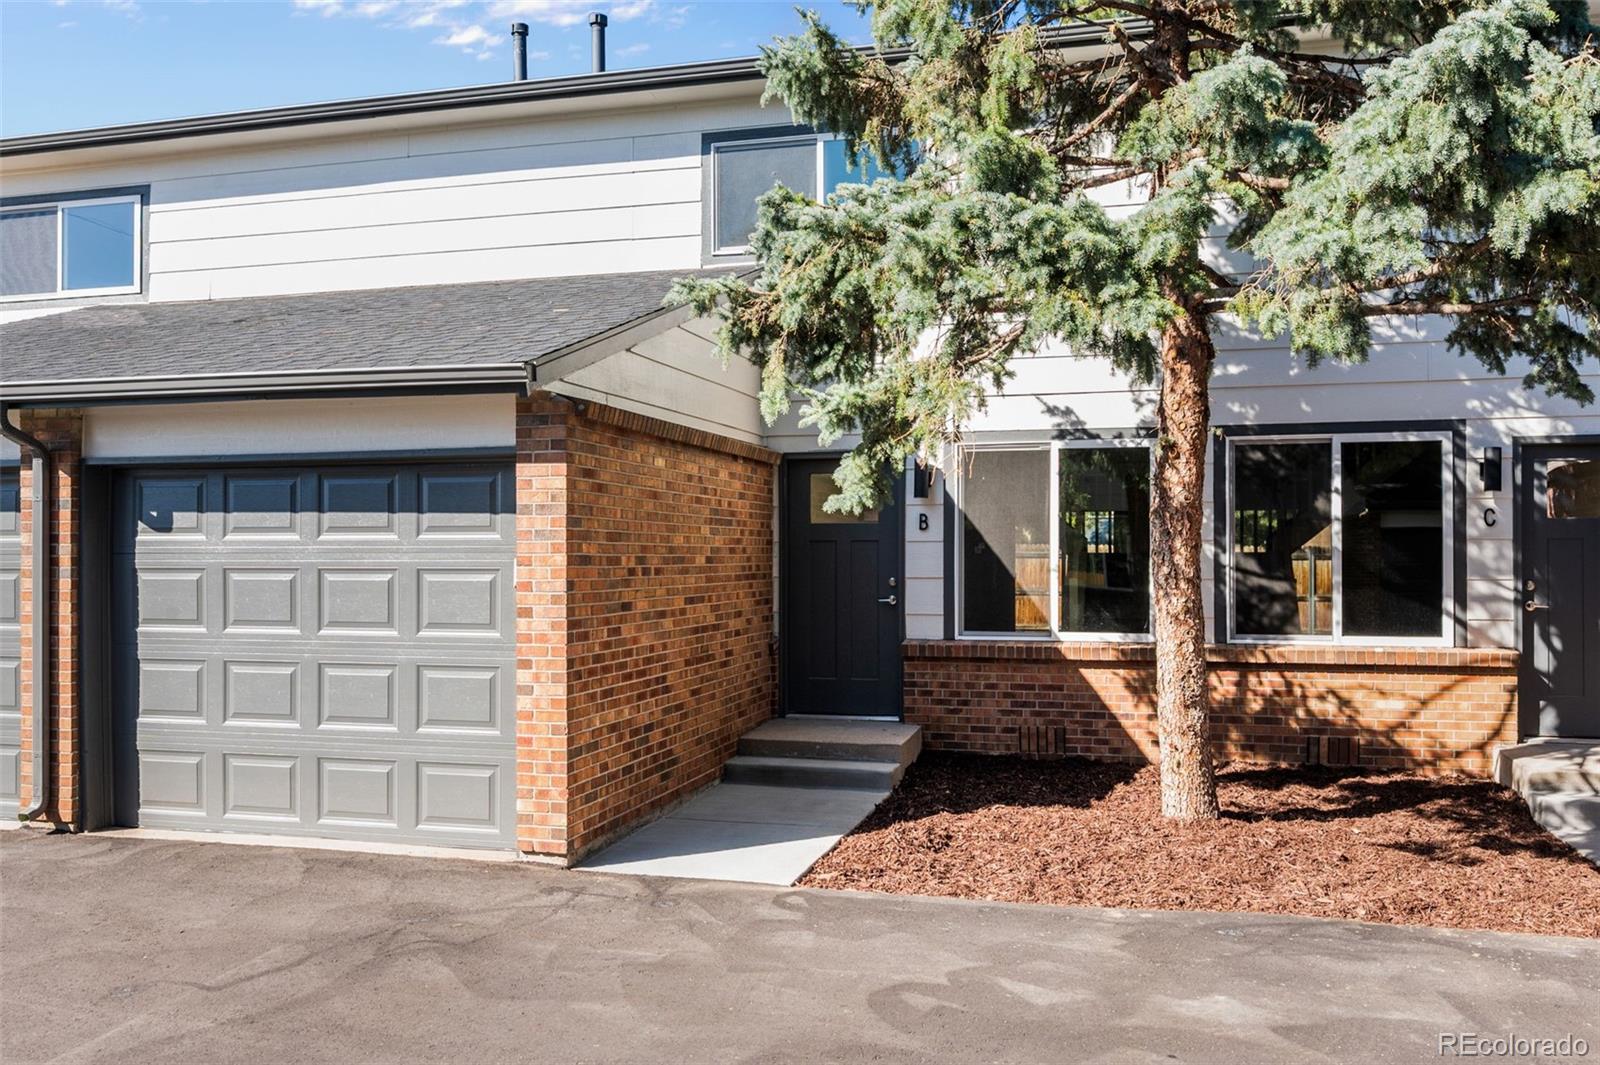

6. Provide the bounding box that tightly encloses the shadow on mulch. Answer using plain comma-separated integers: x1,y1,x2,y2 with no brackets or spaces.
800,753,1600,938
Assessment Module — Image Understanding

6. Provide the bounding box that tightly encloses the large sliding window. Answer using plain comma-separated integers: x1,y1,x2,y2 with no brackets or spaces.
958,442,1152,638
1226,432,1453,644
0,194,140,300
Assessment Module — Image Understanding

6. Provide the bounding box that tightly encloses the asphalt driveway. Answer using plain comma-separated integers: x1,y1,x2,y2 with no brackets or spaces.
2,830,1596,1064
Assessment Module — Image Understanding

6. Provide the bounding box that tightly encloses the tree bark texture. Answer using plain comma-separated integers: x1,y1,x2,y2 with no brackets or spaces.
1150,300,1221,820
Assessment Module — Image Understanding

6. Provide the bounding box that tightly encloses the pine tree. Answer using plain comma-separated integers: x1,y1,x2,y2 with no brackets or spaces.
671,0,1600,819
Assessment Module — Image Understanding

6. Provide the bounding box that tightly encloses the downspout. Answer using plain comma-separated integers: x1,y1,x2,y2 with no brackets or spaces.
0,403,51,822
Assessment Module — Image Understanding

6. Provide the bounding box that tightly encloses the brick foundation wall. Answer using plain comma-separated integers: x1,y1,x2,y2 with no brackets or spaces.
516,395,776,860
904,640,1519,775
16,409,83,828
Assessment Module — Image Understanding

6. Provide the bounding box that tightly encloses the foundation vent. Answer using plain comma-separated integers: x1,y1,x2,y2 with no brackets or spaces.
1306,735,1361,767
1018,724,1068,757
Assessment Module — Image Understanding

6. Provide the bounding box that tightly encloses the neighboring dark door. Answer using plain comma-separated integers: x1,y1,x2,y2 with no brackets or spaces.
1520,443,1600,738
782,457,902,716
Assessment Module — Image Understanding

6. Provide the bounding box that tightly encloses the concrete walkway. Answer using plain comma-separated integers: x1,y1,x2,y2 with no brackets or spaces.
578,781,886,884
4,830,1597,1064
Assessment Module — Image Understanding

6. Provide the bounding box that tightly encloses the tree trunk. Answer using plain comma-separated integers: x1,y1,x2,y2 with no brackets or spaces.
1150,300,1220,820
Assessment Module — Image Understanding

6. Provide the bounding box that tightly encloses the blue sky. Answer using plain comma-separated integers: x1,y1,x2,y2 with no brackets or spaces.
0,1,875,137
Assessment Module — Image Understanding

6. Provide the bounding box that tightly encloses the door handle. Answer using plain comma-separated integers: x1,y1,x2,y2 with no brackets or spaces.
878,595,898,606
1524,600,1549,613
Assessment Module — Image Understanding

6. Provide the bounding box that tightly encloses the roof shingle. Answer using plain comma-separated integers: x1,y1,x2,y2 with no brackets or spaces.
1,268,730,387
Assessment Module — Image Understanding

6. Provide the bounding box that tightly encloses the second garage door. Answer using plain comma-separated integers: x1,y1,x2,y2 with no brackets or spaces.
113,461,517,850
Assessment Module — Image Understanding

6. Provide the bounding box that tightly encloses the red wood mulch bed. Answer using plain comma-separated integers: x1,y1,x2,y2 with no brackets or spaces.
800,754,1600,938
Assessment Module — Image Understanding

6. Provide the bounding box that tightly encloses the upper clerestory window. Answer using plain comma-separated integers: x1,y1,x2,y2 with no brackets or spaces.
0,193,141,301
704,129,898,260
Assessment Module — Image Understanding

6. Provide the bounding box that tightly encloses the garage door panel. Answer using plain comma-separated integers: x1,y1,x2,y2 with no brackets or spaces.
222,474,303,540
418,470,511,540
137,569,208,630
138,659,208,722
138,749,209,814
417,762,501,833
223,753,299,821
418,568,506,636
135,476,208,539
319,472,401,539
318,662,401,731
319,569,399,634
223,568,301,632
116,462,516,849
417,665,503,733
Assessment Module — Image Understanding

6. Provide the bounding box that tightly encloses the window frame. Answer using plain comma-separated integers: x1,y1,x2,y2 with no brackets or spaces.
1222,429,1456,648
707,132,826,258
703,129,888,261
953,438,1156,643
0,191,143,303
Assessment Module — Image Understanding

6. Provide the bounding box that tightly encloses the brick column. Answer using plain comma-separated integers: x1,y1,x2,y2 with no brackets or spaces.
17,409,83,829
515,395,574,856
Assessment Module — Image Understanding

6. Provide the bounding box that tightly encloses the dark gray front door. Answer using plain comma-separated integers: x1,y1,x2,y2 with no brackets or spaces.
112,462,518,849
782,458,902,717
1521,443,1600,738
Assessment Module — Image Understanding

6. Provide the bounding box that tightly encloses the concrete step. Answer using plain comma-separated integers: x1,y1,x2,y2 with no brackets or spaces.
1492,741,1600,796
737,719,922,767
721,755,907,791
1529,792,1600,835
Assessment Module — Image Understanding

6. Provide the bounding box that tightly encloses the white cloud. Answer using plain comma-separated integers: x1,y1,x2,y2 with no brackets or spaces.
50,0,143,17
487,1,656,28
437,23,493,47
282,0,668,62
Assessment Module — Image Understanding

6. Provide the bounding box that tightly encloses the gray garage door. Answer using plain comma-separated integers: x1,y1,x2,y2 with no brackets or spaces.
0,467,19,818
113,462,517,850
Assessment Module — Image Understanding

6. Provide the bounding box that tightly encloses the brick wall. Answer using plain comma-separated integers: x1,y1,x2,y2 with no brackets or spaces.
904,640,1519,774
16,409,83,828
516,395,776,860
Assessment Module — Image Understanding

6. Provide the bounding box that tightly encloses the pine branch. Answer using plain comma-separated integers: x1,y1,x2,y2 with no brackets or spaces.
1359,296,1537,317
1058,77,1145,149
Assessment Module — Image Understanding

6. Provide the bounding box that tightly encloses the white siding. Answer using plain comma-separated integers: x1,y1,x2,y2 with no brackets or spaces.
904,323,1600,650
82,393,515,460
548,315,763,445
2,95,782,304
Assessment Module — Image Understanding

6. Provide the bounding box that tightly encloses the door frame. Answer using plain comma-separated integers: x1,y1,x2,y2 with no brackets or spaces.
777,452,906,719
1513,434,1600,739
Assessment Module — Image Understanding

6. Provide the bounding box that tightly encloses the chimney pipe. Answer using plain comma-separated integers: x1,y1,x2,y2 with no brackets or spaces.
511,22,529,81
588,12,607,73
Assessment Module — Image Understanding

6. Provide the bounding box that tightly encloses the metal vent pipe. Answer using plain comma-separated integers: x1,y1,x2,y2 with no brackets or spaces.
511,22,529,81
589,12,607,73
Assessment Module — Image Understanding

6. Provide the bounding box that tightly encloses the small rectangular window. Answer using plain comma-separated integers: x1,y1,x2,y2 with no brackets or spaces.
1547,459,1600,519
1231,442,1334,637
821,138,896,190
0,195,140,301
961,449,1050,634
809,473,879,524
1059,447,1151,634
711,138,818,254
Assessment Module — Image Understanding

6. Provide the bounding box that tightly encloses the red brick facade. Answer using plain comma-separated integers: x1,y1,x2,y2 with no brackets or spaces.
517,396,777,860
904,640,1519,774
15,409,83,828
